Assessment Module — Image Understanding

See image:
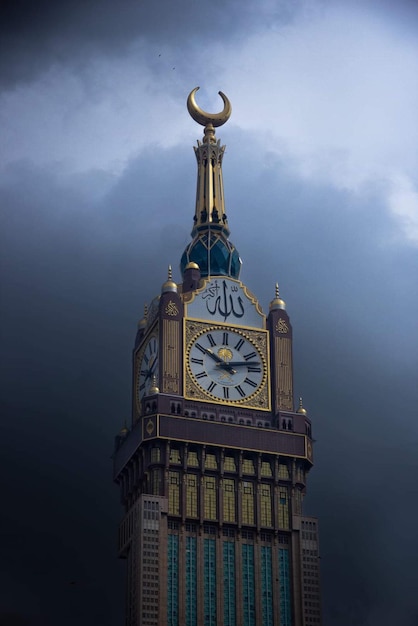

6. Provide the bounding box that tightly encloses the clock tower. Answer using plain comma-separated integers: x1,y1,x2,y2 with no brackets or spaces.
114,88,321,626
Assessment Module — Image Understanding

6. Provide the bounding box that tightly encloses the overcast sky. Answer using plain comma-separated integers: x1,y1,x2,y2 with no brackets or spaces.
1,0,418,624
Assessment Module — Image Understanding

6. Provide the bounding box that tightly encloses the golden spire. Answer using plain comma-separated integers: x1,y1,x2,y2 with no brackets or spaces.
162,265,178,293
149,374,159,395
137,303,148,328
119,421,129,437
269,282,286,311
297,397,307,415
187,87,231,237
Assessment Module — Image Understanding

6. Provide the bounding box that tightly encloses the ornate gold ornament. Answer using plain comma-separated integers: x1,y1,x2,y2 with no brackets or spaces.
165,300,179,316
276,318,289,334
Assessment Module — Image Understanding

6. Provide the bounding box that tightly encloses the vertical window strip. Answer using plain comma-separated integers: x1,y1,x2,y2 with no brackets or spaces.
223,479,236,523
242,544,255,626
278,487,289,529
169,472,180,515
242,482,254,525
167,534,179,626
151,469,160,495
186,536,197,626
186,475,198,518
204,477,217,520
204,538,216,626
223,541,236,626
279,548,292,626
261,546,273,626
260,484,272,526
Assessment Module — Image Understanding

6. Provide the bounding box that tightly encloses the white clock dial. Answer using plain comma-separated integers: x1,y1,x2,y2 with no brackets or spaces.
187,328,265,402
137,335,159,402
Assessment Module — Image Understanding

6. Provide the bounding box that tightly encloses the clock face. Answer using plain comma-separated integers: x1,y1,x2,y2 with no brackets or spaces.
187,327,266,403
137,334,159,403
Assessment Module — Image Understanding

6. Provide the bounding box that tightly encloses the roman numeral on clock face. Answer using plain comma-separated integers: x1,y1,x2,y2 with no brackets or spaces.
195,343,207,355
244,377,257,388
208,381,217,393
206,333,216,347
191,357,204,365
223,332,229,345
244,351,257,361
247,366,261,373
223,387,230,399
234,338,244,351
195,371,207,380
236,385,246,397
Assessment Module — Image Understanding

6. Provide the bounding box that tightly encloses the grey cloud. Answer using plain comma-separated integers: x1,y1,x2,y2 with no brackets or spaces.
0,0,298,89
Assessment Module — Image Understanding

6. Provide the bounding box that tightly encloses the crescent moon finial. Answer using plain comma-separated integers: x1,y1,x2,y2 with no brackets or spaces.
187,87,232,128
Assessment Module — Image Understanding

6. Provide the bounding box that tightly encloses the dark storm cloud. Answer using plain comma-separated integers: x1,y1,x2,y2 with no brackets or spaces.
0,0,297,89
1,131,418,625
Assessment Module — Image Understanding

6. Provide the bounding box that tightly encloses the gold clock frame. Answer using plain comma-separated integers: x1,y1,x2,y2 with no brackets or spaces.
184,319,271,410
134,324,159,415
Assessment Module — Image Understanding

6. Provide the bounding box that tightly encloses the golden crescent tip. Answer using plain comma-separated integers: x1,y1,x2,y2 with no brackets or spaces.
187,87,231,128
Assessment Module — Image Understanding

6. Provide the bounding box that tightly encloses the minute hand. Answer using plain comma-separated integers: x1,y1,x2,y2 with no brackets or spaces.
223,360,261,367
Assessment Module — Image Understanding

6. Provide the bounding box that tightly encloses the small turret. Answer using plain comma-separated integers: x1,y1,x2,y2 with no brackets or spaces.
269,283,286,311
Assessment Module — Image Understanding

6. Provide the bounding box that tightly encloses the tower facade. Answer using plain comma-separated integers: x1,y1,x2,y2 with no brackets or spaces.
114,88,321,626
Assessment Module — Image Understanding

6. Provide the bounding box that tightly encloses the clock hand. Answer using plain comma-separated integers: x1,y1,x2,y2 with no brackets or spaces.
220,360,261,367
145,356,157,379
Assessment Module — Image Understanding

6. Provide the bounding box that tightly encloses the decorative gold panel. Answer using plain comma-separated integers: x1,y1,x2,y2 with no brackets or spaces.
275,336,293,410
162,319,180,393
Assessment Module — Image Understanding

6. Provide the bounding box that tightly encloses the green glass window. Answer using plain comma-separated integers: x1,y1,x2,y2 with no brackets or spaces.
204,538,216,626
242,543,255,626
167,534,179,626
223,541,236,626
261,546,273,626
279,548,292,626
186,536,197,626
